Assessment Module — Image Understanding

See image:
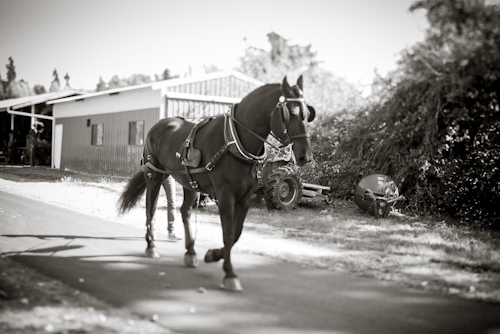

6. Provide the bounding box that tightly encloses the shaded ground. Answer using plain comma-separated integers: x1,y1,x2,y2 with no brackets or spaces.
0,255,173,334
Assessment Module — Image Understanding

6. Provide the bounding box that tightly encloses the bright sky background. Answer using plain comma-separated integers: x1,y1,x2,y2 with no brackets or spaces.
0,0,428,91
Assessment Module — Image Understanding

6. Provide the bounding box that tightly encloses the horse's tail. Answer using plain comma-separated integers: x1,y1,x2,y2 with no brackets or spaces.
118,171,146,214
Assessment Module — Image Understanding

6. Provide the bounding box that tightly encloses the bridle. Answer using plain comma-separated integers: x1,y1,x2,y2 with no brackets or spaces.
228,94,312,151
273,95,312,146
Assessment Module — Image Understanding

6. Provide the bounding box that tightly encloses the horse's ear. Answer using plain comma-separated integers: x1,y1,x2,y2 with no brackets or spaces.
307,105,316,122
282,76,294,97
297,75,303,91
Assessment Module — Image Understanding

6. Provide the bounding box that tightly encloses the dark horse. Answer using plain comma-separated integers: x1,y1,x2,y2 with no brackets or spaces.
118,75,315,291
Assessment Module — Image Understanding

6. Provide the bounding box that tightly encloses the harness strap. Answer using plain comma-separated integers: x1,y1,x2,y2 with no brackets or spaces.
142,140,234,177
229,114,281,151
142,161,208,175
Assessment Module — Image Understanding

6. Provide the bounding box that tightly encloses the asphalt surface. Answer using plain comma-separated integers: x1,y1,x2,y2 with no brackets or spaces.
1,190,499,334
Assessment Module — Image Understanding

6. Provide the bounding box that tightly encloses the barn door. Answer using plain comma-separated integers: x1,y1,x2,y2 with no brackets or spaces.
54,124,63,169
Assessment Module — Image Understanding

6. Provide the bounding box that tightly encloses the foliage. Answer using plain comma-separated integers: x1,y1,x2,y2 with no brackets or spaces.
8,80,32,98
6,56,16,83
238,32,365,116
0,72,4,100
97,68,179,92
49,68,60,92
34,84,46,95
310,0,500,229
0,57,32,98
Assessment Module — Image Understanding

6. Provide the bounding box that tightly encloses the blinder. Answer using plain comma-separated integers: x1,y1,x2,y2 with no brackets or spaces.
271,95,314,146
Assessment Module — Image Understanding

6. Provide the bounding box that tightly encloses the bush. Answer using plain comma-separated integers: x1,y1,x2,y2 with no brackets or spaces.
302,0,500,229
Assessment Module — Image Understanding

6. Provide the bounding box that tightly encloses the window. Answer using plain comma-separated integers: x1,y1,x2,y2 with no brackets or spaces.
129,121,144,145
91,124,104,146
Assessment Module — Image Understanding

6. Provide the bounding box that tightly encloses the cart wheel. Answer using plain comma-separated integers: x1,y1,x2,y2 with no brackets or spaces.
324,196,333,205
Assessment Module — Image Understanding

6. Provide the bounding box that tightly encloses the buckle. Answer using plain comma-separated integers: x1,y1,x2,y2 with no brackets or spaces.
206,162,215,171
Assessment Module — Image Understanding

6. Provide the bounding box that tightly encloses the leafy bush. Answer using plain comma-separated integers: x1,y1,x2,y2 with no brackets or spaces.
303,0,500,229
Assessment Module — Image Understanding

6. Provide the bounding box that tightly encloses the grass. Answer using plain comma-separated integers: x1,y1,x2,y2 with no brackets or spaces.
194,188,500,302
0,165,127,183
241,198,500,302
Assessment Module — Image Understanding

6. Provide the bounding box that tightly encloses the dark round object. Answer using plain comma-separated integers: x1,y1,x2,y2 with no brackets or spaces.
264,165,302,210
354,174,399,217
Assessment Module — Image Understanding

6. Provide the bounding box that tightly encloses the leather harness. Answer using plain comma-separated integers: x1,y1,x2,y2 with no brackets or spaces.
141,96,309,189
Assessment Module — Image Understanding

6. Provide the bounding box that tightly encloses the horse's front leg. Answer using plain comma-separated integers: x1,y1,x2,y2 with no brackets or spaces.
181,188,199,268
214,195,249,292
204,199,249,263
145,173,163,258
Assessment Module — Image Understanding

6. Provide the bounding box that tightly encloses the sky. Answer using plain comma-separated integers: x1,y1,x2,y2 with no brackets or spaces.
0,0,428,92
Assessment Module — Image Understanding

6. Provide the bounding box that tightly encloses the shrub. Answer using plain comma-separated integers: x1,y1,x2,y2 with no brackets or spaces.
302,0,500,229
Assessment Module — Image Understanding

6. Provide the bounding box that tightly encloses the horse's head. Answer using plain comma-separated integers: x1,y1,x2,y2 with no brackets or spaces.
270,75,316,166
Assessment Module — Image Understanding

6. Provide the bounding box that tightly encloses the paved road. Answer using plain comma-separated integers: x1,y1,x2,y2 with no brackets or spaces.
1,191,499,334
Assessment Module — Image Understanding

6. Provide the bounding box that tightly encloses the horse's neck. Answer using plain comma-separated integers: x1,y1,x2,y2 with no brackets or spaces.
235,93,278,155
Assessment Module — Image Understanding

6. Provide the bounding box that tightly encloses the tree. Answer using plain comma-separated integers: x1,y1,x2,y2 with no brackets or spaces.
0,72,5,100
49,68,60,92
96,76,107,92
6,56,16,83
202,63,221,74
238,32,364,116
63,72,71,90
8,79,31,98
126,74,152,86
33,84,46,95
159,68,178,81
107,75,128,90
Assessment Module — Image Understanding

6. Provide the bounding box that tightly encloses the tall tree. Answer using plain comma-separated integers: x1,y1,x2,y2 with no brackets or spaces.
96,76,107,92
6,57,16,83
49,68,60,92
160,68,178,80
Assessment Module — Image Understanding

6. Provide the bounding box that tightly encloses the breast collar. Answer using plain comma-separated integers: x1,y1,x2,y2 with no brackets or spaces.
224,105,267,164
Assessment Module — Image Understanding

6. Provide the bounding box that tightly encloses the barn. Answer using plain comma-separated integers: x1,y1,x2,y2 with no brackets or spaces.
47,71,264,177
0,90,83,165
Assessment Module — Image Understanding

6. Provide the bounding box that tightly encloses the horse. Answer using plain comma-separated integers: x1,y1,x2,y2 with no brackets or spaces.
118,75,316,292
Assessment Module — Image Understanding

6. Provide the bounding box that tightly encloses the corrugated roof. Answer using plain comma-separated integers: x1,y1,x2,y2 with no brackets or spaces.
48,70,264,105
0,90,83,111
151,70,265,90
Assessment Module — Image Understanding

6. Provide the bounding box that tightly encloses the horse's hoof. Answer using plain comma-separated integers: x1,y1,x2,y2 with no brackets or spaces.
184,253,199,268
145,247,160,258
220,277,244,292
204,249,215,262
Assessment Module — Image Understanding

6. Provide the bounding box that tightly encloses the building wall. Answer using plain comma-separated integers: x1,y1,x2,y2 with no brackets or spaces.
56,108,159,176
53,73,263,176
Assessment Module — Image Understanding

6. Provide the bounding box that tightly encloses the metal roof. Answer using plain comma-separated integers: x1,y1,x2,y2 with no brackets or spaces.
0,90,83,111
48,70,264,105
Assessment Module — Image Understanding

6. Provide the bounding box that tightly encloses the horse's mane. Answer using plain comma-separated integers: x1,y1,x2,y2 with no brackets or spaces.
240,83,281,104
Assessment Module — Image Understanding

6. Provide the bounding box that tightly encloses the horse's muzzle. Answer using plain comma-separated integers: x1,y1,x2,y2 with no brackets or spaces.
296,153,313,166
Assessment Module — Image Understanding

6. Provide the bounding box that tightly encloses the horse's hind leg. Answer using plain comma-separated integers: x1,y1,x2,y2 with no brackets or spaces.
144,172,163,258
180,188,199,268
